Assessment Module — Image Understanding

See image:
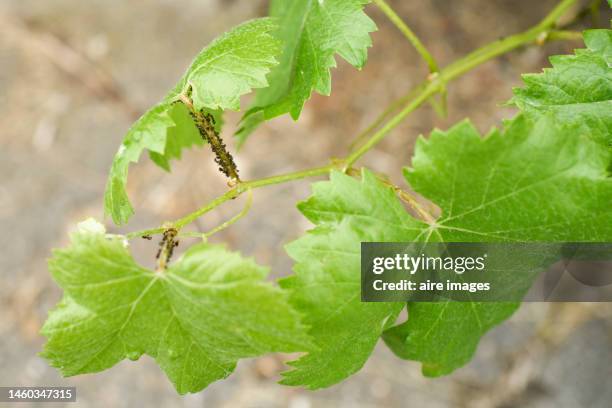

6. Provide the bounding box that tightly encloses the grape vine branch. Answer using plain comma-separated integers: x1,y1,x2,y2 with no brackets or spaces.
42,0,611,394
127,0,580,240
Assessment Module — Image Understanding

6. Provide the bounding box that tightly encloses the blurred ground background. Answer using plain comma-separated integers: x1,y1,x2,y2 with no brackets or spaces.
1,0,611,407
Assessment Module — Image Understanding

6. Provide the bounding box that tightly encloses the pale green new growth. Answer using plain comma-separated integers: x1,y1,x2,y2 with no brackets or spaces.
41,220,310,394
104,18,280,225
236,0,376,143
284,113,612,387
183,18,281,111
512,29,612,149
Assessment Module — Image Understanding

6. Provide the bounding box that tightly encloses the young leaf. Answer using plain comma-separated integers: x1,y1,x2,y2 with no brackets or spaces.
41,219,310,394
104,18,280,225
284,114,612,387
511,29,612,149
236,0,377,144
181,18,281,111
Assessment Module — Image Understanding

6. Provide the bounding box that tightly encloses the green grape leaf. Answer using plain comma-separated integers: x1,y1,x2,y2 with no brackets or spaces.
280,170,425,389
511,29,612,149
104,103,176,225
41,219,310,394
236,0,376,144
284,114,612,387
181,18,281,111
384,115,611,377
104,18,280,225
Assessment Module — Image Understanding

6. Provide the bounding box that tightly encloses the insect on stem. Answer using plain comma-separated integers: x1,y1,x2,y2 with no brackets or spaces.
178,93,241,183
156,228,179,272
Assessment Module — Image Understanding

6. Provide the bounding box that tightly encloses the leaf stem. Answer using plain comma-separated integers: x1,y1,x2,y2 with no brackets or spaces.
203,188,253,238
355,167,437,224
372,0,447,118
348,85,423,152
126,0,579,238
127,165,333,238
372,0,439,73
546,29,583,41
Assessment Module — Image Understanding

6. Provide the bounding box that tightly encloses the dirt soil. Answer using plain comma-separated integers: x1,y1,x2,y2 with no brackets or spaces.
1,0,611,407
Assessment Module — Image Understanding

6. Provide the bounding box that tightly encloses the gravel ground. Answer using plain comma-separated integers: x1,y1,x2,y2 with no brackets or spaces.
1,0,611,407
